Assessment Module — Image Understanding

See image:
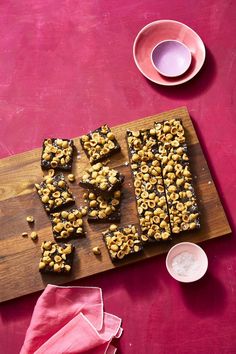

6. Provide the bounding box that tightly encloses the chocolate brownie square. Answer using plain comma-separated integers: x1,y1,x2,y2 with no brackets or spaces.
87,190,122,223
80,125,120,164
35,173,74,213
39,241,74,274
41,138,74,171
80,162,124,197
103,224,143,262
50,208,85,241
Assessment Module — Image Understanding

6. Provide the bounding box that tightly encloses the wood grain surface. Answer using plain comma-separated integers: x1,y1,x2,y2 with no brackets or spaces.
0,107,231,303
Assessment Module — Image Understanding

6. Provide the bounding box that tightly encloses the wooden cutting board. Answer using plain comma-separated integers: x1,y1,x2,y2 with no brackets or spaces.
0,107,231,303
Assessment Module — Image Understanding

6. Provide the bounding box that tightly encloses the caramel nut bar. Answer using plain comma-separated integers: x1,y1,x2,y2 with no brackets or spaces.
127,129,171,243
50,208,85,241
103,224,143,262
155,119,186,146
41,138,74,171
80,125,120,164
35,173,74,213
39,241,74,274
80,162,124,197
155,119,200,233
87,190,121,223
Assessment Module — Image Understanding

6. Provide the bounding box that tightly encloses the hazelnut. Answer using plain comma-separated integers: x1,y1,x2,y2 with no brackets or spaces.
61,211,68,219
53,264,61,272
93,162,103,171
65,265,71,272
149,128,156,135
100,182,108,190
114,190,121,199
110,244,119,251
42,195,49,203
62,245,72,254
109,224,117,232
90,200,98,208
68,213,75,221
108,176,118,185
92,246,101,255
39,261,46,270
89,193,96,200
107,132,115,140
54,255,62,263
26,216,34,223
51,161,58,168
43,241,52,250
58,180,66,188
89,210,98,217
68,174,75,182
81,207,88,216
81,135,89,142
30,231,38,240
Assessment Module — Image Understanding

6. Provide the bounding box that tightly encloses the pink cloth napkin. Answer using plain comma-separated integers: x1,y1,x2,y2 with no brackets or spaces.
20,285,123,354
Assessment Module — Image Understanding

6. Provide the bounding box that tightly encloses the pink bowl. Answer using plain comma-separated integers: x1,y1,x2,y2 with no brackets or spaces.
166,242,208,283
133,20,206,86
151,40,192,77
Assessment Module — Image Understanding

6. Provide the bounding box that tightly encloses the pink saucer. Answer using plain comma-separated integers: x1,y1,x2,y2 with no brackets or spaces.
166,242,208,283
133,20,206,86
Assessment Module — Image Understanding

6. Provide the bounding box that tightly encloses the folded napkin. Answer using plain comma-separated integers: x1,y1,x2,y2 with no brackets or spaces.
20,285,123,354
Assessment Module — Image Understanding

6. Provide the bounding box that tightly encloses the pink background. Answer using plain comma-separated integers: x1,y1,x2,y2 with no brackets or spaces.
0,1,236,353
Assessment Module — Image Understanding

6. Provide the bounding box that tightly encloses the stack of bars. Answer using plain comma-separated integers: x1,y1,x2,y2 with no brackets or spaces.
79,163,124,223
79,124,124,223
126,118,200,245
36,138,81,274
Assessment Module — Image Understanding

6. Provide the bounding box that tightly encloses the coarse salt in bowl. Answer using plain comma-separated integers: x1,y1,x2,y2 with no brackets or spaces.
166,242,208,283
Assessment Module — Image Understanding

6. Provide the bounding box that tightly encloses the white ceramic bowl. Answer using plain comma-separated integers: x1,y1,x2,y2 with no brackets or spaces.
166,242,208,283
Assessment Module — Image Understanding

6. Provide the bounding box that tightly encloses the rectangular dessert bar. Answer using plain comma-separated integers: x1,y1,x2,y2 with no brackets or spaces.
35,173,74,213
86,190,122,223
41,138,74,171
80,124,120,164
155,119,200,233
50,208,85,241
126,129,171,243
155,118,186,146
103,224,143,262
80,162,124,198
39,241,74,274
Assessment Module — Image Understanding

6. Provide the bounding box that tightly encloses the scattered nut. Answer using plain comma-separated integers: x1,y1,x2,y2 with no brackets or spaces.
92,246,101,255
30,231,38,240
26,216,34,223
21,232,28,237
